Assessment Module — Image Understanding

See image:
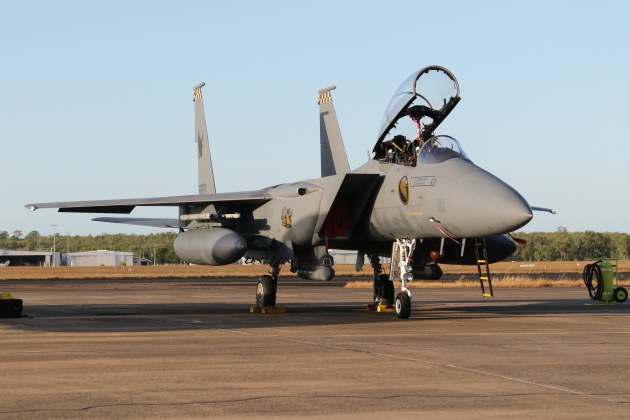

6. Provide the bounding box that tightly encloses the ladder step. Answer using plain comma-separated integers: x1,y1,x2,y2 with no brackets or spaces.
480,276,489,280
477,260,486,264
482,293,493,298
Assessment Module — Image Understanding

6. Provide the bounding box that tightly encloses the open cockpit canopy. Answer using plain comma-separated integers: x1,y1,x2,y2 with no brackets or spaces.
373,66,460,158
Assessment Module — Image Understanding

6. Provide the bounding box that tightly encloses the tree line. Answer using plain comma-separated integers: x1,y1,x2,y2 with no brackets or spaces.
1,227,629,263
0,230,180,264
510,228,629,261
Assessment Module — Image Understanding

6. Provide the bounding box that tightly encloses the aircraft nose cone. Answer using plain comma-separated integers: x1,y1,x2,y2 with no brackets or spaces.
449,167,532,236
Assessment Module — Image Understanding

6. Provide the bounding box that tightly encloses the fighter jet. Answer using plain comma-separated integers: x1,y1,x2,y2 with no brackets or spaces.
26,66,551,319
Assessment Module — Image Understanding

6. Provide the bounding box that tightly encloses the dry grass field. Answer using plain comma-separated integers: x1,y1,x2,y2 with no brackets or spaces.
0,261,629,288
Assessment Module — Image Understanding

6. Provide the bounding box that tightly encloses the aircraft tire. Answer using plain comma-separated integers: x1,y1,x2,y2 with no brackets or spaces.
381,278,395,306
256,275,276,308
614,287,628,303
395,292,411,319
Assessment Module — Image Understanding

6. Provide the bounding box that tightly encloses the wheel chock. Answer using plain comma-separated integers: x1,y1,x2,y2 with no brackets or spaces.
249,306,287,314
0,292,23,318
367,304,395,313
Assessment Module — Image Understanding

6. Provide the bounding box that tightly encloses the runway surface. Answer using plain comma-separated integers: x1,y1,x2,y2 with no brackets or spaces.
2,277,630,418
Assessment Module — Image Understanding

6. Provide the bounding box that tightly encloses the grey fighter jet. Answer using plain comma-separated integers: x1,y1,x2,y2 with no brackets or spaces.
26,66,551,319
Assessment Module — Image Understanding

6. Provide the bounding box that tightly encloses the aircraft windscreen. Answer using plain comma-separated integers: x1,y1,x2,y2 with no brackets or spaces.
418,135,470,165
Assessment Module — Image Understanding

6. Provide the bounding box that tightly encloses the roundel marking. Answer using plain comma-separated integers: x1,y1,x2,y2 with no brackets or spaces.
399,176,409,205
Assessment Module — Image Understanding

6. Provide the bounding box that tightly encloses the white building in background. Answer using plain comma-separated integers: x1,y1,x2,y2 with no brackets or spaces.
64,250,133,267
0,250,60,266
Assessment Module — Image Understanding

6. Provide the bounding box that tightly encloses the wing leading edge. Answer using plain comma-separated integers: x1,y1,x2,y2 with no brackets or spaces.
25,191,272,214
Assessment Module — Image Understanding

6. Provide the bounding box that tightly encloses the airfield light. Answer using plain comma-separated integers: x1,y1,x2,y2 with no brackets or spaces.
51,224,58,266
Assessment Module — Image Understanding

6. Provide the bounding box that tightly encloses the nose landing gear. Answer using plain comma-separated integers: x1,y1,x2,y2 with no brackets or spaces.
391,239,417,319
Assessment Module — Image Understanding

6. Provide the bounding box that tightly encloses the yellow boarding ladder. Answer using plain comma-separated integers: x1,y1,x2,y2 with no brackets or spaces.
474,238,494,298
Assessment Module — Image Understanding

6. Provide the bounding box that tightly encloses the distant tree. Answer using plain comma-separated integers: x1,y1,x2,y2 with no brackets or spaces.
23,231,41,251
11,230,23,239
25,231,40,239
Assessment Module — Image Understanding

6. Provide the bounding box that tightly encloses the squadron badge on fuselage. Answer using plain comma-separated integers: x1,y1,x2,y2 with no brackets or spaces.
399,176,409,205
281,206,293,228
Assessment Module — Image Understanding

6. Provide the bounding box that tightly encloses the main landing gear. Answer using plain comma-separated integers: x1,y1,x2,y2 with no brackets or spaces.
256,275,276,307
252,262,286,313
369,254,395,307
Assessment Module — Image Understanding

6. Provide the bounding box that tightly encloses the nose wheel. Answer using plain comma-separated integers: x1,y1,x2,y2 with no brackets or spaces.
395,292,411,319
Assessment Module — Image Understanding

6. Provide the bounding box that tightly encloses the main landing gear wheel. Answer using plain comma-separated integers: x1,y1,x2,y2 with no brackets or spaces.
373,273,395,306
256,275,276,308
379,274,395,306
395,292,411,319
614,287,628,303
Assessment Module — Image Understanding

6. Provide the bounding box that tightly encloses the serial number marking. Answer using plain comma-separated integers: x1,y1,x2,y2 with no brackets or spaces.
411,176,435,187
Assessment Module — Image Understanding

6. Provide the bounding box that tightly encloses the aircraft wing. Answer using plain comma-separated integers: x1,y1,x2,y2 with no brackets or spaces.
25,191,272,214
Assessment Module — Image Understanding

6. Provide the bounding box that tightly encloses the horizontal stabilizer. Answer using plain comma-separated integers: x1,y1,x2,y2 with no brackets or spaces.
93,217,184,228
26,191,272,214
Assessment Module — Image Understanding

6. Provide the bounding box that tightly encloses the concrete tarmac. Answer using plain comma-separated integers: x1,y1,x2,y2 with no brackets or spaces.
1,277,630,418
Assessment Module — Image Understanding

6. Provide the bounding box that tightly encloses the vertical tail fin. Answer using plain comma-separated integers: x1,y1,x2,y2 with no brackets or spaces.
318,86,350,177
193,83,216,194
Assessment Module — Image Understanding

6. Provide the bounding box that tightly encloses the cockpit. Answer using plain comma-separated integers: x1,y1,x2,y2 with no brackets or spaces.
372,66,465,166
418,135,469,164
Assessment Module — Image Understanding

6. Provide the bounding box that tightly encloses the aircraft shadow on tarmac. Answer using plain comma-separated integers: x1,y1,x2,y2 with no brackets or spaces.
4,297,629,333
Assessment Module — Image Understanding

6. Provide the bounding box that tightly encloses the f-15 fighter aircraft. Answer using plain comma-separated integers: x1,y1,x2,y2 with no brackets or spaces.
27,66,551,319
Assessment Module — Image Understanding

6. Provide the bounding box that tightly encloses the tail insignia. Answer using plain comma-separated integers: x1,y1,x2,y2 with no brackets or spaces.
317,91,332,105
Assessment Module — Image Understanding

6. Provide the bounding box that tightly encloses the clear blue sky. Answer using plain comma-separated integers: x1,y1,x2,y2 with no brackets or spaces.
2,1,629,236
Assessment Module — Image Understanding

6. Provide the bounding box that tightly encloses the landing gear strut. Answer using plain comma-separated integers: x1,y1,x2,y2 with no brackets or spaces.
256,262,280,308
369,254,394,306
392,239,416,319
